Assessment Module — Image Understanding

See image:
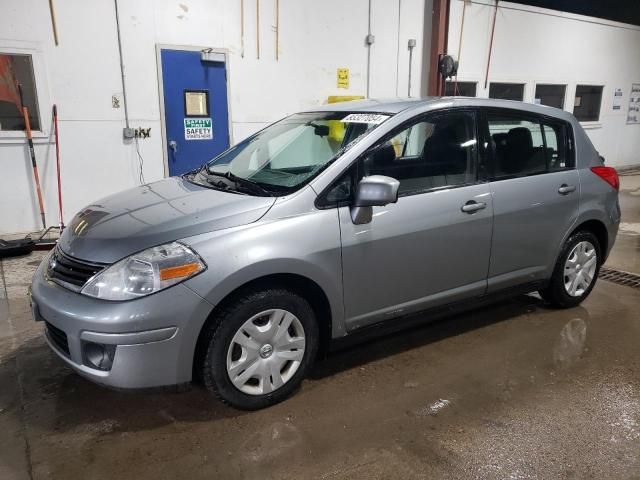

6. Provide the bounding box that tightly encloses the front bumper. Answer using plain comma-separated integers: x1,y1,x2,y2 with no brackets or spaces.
31,261,213,389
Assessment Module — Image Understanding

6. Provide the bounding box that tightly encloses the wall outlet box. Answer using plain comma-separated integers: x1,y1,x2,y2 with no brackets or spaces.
123,127,135,139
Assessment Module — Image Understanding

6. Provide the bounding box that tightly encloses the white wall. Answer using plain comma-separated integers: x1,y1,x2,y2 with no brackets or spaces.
447,0,640,168
0,0,428,234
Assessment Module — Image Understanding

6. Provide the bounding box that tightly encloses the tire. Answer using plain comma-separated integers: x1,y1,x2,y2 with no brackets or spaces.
539,231,601,309
198,288,319,410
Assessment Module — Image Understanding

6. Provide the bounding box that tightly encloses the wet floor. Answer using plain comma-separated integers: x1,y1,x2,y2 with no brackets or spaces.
1,175,639,480
606,172,640,274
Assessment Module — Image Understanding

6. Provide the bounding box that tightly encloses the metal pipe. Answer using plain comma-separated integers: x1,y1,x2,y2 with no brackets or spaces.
275,0,279,61
48,0,59,45
456,0,467,63
484,0,498,89
114,0,130,129
366,0,372,98
427,0,450,96
240,0,245,58
408,41,415,97
453,0,468,95
256,0,260,60
395,0,401,96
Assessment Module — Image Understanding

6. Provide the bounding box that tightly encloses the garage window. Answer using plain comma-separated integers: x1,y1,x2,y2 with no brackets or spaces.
489,83,525,101
535,84,566,109
0,53,40,131
573,85,603,122
445,81,477,97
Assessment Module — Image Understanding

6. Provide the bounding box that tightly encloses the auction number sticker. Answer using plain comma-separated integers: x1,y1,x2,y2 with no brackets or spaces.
341,113,388,124
184,118,213,140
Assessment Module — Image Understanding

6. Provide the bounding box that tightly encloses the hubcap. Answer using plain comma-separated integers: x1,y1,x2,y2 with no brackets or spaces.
564,241,598,297
226,309,306,396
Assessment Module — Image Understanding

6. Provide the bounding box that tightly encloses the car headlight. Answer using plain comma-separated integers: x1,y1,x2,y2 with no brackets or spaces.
81,242,205,301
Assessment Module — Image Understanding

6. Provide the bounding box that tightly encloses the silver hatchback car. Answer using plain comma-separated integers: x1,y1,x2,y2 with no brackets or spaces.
32,97,620,409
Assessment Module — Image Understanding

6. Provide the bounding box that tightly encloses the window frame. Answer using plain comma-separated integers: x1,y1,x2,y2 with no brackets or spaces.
0,40,50,142
488,82,526,101
479,107,576,182
573,84,604,123
444,81,478,97
183,89,210,117
533,83,567,110
316,107,482,208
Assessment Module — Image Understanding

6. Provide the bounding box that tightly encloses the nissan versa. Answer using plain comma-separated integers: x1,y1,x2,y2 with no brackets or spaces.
31,97,620,410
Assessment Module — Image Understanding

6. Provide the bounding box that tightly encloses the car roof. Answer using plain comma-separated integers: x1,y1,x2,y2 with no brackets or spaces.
302,97,576,123
301,98,431,114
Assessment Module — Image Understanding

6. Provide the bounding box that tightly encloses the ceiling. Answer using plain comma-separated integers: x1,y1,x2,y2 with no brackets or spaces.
508,0,640,27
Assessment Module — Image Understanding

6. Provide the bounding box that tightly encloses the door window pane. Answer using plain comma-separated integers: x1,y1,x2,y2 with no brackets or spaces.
363,112,476,195
184,90,209,116
489,83,525,101
0,53,40,131
445,81,477,97
535,84,566,109
487,114,546,177
542,123,570,170
573,85,603,121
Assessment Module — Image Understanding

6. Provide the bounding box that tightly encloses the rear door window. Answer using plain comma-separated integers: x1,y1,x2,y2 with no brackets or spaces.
486,110,571,179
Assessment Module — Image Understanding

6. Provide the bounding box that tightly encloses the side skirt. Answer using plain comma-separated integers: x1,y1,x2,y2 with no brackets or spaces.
328,281,546,352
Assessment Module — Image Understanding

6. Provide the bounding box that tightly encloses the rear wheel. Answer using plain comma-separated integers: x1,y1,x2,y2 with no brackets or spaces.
199,288,319,410
539,231,601,308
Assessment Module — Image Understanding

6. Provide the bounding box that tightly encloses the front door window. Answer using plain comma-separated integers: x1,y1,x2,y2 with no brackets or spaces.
361,111,477,195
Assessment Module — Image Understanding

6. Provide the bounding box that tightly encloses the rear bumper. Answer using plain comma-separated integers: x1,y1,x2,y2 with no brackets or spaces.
31,260,213,389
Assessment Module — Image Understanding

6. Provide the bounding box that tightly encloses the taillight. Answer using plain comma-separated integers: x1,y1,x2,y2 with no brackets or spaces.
590,166,619,191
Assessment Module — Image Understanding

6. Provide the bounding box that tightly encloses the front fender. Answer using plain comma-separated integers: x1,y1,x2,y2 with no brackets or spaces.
182,210,346,338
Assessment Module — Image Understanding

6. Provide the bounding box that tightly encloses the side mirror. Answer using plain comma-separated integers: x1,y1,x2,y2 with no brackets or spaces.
350,175,400,225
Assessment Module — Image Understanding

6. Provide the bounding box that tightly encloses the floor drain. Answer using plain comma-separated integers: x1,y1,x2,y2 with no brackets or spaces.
599,266,640,289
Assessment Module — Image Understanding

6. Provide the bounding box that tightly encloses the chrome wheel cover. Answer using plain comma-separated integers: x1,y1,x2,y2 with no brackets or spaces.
226,309,306,396
564,241,597,297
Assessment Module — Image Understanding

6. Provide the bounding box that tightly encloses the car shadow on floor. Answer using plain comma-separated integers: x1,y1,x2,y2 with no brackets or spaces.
310,293,546,379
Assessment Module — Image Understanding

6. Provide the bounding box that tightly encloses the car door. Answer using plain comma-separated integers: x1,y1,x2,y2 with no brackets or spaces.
482,108,580,292
336,109,494,331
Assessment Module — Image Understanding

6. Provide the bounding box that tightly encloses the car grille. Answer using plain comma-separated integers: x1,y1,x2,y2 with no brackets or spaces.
45,321,70,356
47,247,106,289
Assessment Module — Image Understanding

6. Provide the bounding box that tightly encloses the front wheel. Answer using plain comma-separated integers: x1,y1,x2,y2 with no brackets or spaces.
199,288,319,410
539,231,601,308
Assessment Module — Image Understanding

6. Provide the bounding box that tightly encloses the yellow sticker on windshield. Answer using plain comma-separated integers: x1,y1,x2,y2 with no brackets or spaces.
341,113,388,124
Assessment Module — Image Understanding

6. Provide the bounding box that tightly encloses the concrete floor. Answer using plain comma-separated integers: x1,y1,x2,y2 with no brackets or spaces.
606,171,640,274
1,175,639,480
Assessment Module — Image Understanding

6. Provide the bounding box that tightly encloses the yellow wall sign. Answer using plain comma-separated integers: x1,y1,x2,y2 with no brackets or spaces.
337,68,349,89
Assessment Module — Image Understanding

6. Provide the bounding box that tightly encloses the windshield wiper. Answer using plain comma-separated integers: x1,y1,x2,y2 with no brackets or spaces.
203,168,274,197
223,171,275,197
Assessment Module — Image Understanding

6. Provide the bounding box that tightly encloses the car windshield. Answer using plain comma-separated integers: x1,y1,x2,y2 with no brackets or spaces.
189,111,389,195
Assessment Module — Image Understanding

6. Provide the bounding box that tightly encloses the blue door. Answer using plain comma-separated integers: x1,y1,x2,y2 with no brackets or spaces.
160,49,230,176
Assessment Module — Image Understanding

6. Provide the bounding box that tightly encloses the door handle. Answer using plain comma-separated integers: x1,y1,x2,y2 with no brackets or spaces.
558,184,576,195
169,140,177,155
461,200,487,214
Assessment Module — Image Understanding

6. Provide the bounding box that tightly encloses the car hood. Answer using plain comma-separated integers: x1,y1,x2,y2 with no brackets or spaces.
58,177,276,264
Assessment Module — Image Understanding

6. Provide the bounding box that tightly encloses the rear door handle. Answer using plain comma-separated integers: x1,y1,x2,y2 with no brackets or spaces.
558,184,576,195
461,200,487,214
